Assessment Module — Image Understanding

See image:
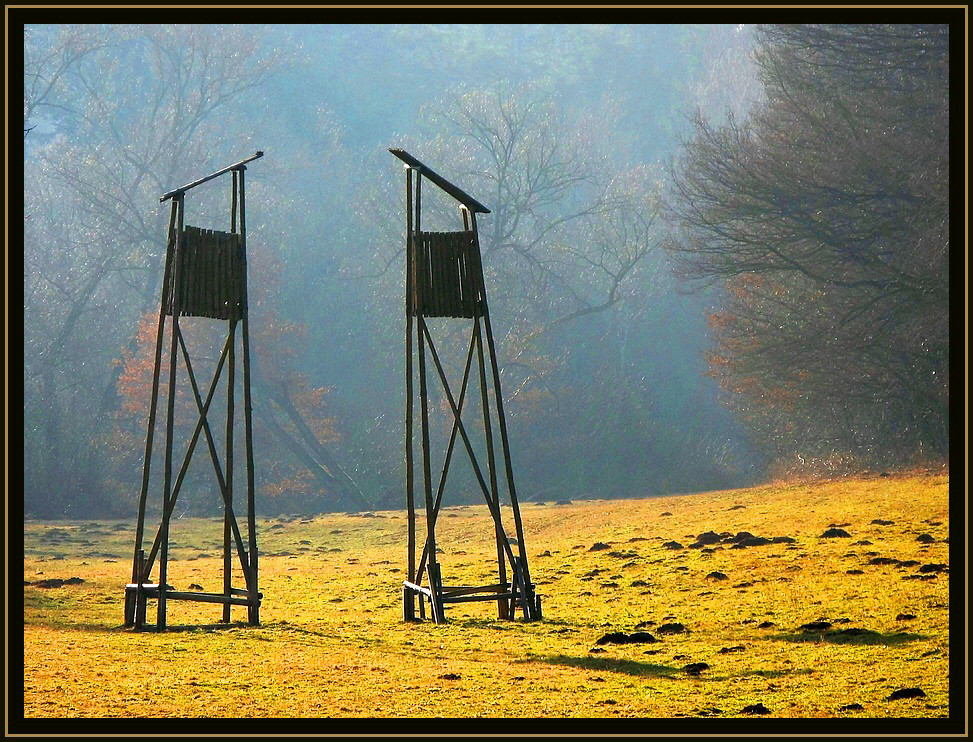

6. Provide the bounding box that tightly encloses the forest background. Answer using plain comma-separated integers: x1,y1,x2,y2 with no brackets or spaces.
21,22,953,520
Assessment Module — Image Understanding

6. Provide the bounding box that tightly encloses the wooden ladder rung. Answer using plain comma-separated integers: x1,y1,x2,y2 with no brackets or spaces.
440,583,508,598
441,592,516,604
163,591,256,606
125,584,260,606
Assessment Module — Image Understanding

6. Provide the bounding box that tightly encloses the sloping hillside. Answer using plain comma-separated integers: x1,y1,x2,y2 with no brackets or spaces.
22,472,950,719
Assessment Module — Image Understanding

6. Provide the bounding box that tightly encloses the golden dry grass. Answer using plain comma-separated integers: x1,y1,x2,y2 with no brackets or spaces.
22,472,950,719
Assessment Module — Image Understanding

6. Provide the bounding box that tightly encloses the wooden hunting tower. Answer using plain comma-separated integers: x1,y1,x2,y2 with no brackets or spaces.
124,152,264,630
391,148,542,623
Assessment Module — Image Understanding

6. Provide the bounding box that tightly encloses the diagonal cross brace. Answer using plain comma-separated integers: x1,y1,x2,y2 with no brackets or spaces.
413,322,477,586
142,326,252,590
419,318,520,572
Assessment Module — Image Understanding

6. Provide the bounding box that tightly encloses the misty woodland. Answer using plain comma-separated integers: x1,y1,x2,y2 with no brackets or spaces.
24,24,950,520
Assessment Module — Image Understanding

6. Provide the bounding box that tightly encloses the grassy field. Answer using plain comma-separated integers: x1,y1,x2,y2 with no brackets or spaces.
22,472,950,719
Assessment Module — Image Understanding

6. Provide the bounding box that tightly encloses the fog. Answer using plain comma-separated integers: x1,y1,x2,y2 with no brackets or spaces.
22,23,842,518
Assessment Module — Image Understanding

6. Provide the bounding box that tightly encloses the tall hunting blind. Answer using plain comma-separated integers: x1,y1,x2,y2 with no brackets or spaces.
391,148,542,623
124,152,264,630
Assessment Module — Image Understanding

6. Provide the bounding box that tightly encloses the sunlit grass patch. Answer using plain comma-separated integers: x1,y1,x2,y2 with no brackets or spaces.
23,472,949,718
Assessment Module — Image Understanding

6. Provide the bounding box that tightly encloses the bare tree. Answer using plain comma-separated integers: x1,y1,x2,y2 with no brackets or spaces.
664,24,950,468
24,25,284,516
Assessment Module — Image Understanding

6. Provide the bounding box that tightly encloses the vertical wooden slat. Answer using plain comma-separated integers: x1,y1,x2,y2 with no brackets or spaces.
443,233,456,317
464,232,476,317
216,230,225,320
226,230,234,320
470,231,484,318
413,233,423,316
202,229,210,318
226,232,235,319
183,227,192,318
414,233,423,316
229,232,238,320
238,234,245,320
430,233,438,316
186,228,195,318
445,232,456,316
422,233,430,316
428,233,438,317
215,229,222,319
198,229,207,317
196,229,204,318
223,232,231,321
439,233,449,316
231,170,238,234
433,233,444,317
215,229,221,319
191,228,201,317
185,228,194,316
455,237,465,317
460,212,472,318
451,239,464,317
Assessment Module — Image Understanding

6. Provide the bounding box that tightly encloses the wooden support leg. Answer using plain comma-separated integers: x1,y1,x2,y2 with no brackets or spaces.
132,549,147,629
129,201,177,628
428,562,445,624
124,588,136,627
224,321,236,623
403,586,416,622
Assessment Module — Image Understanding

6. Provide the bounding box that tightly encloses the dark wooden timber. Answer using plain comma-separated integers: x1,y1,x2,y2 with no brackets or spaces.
389,149,490,214
404,167,416,621
158,192,185,629
224,317,236,623
240,164,259,625
127,153,263,630
127,201,177,627
160,151,263,202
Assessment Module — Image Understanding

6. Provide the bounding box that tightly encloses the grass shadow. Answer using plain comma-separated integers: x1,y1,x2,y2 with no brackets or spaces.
519,654,679,678
447,616,579,631
132,622,259,633
769,630,929,646
704,667,816,682
24,620,260,634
